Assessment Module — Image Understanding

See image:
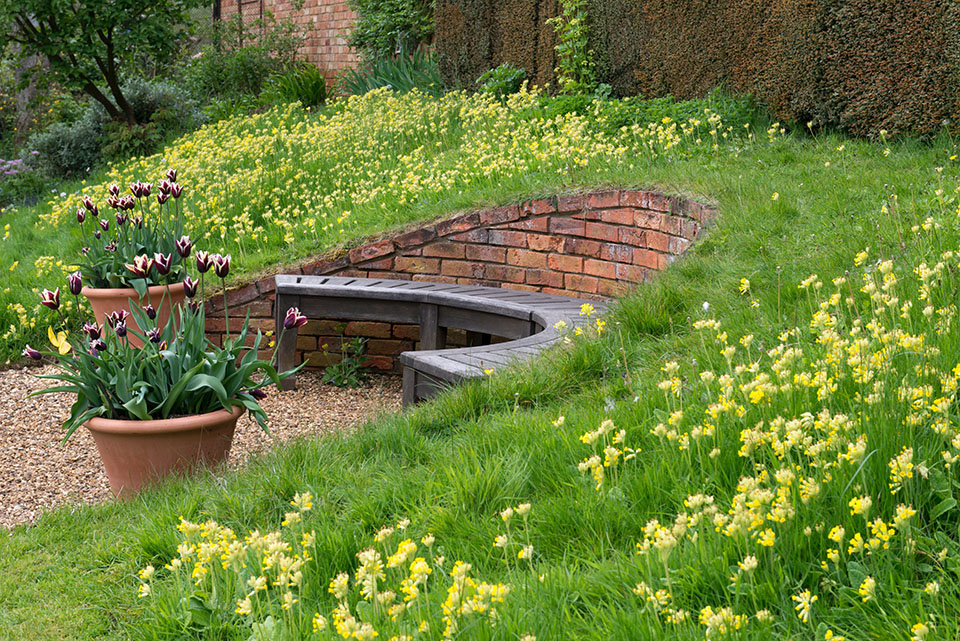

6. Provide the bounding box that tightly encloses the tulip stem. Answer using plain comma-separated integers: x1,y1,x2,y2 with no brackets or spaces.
221,277,230,341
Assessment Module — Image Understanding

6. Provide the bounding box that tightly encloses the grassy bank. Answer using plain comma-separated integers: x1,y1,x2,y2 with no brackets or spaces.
1,91,960,640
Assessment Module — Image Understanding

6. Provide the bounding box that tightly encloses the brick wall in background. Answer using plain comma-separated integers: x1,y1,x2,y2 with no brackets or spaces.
206,189,716,372
219,0,359,78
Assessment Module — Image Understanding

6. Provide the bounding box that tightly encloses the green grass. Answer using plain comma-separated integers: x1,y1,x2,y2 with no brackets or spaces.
2,93,960,640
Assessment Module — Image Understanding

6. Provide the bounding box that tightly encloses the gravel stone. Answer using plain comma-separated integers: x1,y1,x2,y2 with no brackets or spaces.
0,364,401,529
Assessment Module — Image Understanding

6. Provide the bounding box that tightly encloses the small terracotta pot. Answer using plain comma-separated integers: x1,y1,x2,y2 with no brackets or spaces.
85,405,244,497
82,282,186,347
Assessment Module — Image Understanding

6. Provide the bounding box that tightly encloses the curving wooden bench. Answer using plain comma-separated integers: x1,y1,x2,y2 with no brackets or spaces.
274,275,605,405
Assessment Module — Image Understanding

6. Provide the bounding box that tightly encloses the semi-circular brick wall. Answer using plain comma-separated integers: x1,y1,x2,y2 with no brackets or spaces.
207,189,716,371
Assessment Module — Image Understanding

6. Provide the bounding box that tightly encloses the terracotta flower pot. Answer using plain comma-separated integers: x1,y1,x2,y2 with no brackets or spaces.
85,405,244,497
82,282,186,347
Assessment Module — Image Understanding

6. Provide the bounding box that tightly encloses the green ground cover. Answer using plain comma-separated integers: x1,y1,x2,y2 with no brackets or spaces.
1,90,959,641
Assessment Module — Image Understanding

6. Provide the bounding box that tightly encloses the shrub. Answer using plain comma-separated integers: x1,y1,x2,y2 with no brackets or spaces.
348,0,435,61
338,48,442,96
477,62,527,98
0,152,48,208
27,109,103,178
263,64,327,109
183,14,304,103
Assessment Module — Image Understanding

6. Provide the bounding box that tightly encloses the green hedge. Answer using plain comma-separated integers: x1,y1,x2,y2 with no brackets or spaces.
436,0,960,137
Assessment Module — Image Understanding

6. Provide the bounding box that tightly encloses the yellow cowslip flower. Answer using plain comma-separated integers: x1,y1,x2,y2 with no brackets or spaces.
739,278,750,295
848,495,872,519
313,613,328,632
858,576,875,602
755,528,775,547
792,589,817,622
911,622,930,641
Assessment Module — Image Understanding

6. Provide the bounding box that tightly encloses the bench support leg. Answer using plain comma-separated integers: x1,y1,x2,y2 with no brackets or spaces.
275,293,300,391
402,367,417,407
419,304,447,351
465,331,492,347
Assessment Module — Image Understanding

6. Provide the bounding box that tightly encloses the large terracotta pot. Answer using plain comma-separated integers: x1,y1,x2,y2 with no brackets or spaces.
85,404,244,497
82,282,186,347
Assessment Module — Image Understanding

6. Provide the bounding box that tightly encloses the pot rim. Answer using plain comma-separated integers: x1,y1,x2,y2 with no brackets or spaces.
85,404,245,435
81,281,186,297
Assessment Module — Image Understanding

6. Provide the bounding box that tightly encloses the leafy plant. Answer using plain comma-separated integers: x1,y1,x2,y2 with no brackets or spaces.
263,64,327,108
0,152,48,208
348,0,435,61
101,121,164,162
547,0,598,95
322,336,369,387
27,288,303,440
338,48,442,97
477,62,527,98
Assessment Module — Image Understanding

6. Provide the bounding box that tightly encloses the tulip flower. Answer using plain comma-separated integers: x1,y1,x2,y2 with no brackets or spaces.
90,204,99,217
195,250,212,273
158,179,172,195
108,183,120,197
120,196,137,211
90,338,106,353
67,271,83,296
48,327,71,355
212,253,231,278
114,321,127,338
22,345,42,360
80,247,90,255
143,304,157,320
82,322,102,340
108,310,130,327
82,196,95,211
146,328,162,343
283,307,308,329
125,255,154,278
157,191,170,205
116,212,128,227
183,276,198,298
106,196,119,209
166,168,177,182
175,235,192,258
132,216,144,228
170,183,184,199
99,219,109,232
250,388,267,400
104,241,117,252
153,253,172,276
76,209,85,224
40,288,60,310
187,300,201,313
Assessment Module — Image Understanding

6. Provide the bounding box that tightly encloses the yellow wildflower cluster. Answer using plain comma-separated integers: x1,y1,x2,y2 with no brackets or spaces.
143,494,507,641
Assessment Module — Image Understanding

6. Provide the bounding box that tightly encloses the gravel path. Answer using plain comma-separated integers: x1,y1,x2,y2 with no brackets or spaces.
0,365,401,529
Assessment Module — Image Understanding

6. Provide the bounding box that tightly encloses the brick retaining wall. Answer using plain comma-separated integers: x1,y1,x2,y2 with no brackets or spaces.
206,189,716,371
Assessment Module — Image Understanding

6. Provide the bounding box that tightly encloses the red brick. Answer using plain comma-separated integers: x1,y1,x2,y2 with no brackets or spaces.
658,254,675,270
441,260,485,279
501,282,539,292
296,335,317,352
348,239,394,264
619,227,646,247
600,243,634,263
488,230,527,247
599,208,635,225
393,324,420,340
669,236,691,255
584,259,617,279
456,278,485,286
550,217,585,236
556,193,585,213
304,351,340,367
486,264,526,283
506,248,547,269
360,256,395,270
422,242,466,259
435,212,479,236
540,287,571,297
360,355,395,371
345,321,392,338
395,256,442,273
479,205,521,226
633,249,660,269
521,197,556,216
585,222,620,242
393,226,437,248
338,269,367,278
548,253,583,272
586,190,621,209
563,237,603,258
566,273,599,294
256,277,276,295
224,283,260,307
506,217,549,232
242,300,273,318
619,190,647,208
525,269,564,288
365,339,408,355
366,271,412,281
634,211,663,230
598,278,625,297
617,263,646,282
302,256,350,275
577,210,603,221
646,192,672,212
412,274,458,284
646,231,671,252
465,245,507,262
527,233,564,252
660,215,682,236
681,219,701,240
449,229,489,243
